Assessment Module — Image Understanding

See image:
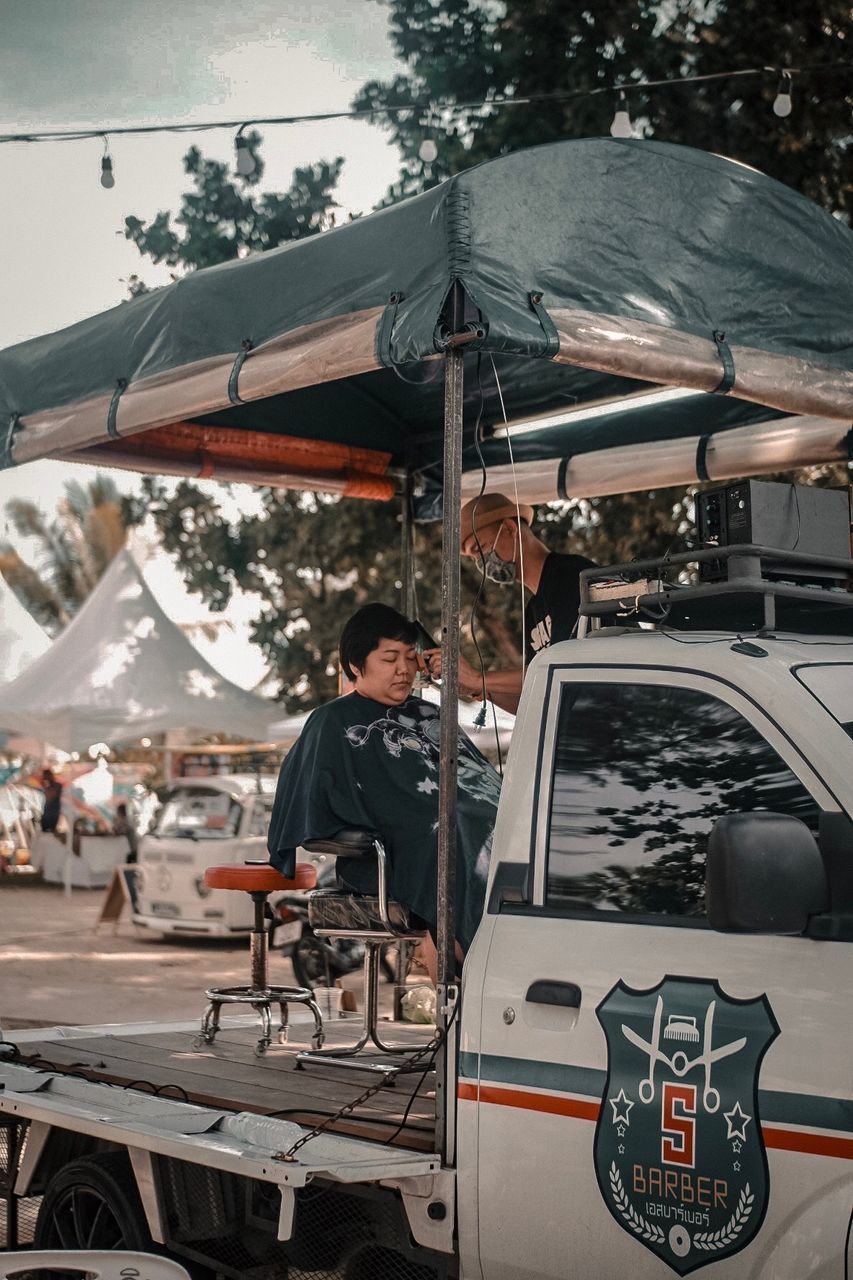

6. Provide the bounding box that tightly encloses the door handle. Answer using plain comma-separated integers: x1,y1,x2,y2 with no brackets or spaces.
525,980,582,1009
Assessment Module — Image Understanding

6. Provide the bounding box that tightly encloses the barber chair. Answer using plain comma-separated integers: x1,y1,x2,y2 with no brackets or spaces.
296,829,429,1072
195,863,324,1057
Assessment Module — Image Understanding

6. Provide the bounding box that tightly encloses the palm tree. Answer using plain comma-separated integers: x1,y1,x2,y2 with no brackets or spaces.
0,476,129,634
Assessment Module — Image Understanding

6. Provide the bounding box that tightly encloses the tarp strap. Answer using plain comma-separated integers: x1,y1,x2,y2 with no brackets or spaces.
528,291,560,358
695,433,712,483
711,330,736,395
107,379,128,440
228,338,254,405
557,455,572,500
377,292,404,367
2,413,21,468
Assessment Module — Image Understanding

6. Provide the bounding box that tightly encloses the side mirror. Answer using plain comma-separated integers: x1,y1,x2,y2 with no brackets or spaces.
706,812,828,934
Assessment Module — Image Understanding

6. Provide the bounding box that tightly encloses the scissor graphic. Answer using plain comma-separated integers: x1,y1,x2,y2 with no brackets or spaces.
622,997,746,1111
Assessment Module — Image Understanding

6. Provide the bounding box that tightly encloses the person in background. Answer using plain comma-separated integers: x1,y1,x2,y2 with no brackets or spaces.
39,768,63,833
113,802,139,863
425,492,595,714
113,801,140,911
267,603,501,980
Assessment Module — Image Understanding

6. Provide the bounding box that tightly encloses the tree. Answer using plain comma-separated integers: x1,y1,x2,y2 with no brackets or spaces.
0,476,130,633
355,0,851,218
123,131,343,279
132,476,523,709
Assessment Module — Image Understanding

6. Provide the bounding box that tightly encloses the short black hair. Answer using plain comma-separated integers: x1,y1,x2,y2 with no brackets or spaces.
339,604,419,680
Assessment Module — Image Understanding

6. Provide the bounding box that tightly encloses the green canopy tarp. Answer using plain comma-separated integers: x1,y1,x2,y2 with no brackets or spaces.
1,138,850,511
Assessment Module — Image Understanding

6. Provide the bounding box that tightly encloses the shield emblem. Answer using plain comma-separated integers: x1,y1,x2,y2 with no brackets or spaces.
594,976,779,1275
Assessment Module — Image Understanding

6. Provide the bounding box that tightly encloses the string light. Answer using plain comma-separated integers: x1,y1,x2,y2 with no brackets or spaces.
610,90,633,138
418,136,438,164
773,71,793,117
234,128,256,177
0,60,843,159
99,136,115,189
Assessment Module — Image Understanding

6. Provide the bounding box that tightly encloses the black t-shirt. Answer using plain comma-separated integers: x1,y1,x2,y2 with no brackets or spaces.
524,551,596,665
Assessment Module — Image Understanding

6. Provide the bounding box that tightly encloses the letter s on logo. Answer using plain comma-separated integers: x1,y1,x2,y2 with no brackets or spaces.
661,1082,696,1169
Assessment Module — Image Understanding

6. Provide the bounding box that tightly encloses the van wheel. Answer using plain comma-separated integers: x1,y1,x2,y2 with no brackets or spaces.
34,1152,152,1254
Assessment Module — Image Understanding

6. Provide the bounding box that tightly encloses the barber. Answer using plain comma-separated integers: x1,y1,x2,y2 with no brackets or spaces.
425,492,595,714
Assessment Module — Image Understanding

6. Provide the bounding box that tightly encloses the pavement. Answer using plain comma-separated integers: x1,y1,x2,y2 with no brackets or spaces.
0,874,368,1031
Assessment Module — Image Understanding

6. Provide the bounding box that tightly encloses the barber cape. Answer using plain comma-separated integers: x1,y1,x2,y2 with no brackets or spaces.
267,692,501,951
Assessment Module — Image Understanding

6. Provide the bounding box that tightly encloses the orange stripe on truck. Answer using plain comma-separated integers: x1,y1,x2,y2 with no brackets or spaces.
459,1081,853,1159
458,1080,599,1122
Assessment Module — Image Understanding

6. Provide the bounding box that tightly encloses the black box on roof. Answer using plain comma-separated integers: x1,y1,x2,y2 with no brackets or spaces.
697,481,851,582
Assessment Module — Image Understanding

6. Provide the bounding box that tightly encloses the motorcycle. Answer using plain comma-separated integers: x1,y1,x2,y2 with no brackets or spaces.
270,862,410,989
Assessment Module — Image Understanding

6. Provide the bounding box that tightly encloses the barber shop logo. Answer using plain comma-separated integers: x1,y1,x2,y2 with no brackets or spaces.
594,976,778,1274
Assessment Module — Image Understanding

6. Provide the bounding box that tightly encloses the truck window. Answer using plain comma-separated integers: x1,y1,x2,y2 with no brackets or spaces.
794,663,853,740
546,681,820,919
154,788,242,840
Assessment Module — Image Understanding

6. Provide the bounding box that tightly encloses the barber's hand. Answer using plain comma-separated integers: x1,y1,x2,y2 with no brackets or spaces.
422,648,484,697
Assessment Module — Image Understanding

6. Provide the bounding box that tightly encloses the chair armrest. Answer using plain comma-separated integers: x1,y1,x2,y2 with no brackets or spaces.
303,830,395,933
303,829,377,858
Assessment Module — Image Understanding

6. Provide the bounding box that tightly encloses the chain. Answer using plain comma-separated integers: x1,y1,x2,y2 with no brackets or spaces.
273,1027,445,1163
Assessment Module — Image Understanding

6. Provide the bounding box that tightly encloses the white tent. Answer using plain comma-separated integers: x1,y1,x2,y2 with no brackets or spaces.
0,576,50,683
0,550,274,751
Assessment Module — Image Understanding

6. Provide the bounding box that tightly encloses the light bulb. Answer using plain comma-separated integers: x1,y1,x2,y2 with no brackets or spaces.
100,155,115,189
773,73,793,118
610,92,632,139
235,135,256,177
419,137,438,164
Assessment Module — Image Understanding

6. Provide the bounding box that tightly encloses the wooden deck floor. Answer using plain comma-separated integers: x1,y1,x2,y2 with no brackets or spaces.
12,1015,438,1152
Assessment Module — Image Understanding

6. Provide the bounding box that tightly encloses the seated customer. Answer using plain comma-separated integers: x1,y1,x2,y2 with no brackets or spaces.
267,603,501,970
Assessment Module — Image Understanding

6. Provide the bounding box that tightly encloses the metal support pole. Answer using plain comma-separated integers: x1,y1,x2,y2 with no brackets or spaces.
436,320,465,1167
437,349,463,993
400,472,415,618
395,475,416,1021
250,891,268,993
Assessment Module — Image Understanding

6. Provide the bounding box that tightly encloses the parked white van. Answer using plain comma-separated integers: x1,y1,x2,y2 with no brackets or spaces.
133,775,279,936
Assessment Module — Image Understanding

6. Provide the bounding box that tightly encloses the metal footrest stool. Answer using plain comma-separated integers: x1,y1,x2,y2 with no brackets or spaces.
295,829,430,1074
195,863,325,1057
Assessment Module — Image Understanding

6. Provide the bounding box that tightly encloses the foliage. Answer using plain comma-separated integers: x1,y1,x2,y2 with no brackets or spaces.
134,476,521,708
355,0,851,218
0,476,130,633
123,132,343,276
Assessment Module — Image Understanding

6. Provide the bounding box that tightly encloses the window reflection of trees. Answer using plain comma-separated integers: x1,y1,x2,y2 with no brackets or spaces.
546,683,819,918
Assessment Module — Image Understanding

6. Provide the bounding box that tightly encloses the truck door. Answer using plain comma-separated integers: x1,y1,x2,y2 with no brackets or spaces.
466,667,852,1280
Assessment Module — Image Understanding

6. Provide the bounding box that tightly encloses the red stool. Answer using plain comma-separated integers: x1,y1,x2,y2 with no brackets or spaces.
195,863,324,1057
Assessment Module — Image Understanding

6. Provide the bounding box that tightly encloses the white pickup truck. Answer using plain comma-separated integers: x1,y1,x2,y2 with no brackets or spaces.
1,553,851,1280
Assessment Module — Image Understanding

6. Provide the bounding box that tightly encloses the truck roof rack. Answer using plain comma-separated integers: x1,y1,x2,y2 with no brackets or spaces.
579,545,853,636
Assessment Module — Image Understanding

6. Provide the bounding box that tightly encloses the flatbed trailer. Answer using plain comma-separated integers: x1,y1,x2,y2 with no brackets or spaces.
1,1015,452,1278
4,1017,437,1151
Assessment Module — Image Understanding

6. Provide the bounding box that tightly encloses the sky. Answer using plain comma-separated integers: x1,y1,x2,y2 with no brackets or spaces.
0,0,405,681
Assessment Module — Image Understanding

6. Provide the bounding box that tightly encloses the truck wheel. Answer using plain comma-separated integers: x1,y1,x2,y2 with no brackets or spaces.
34,1151,153,1253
